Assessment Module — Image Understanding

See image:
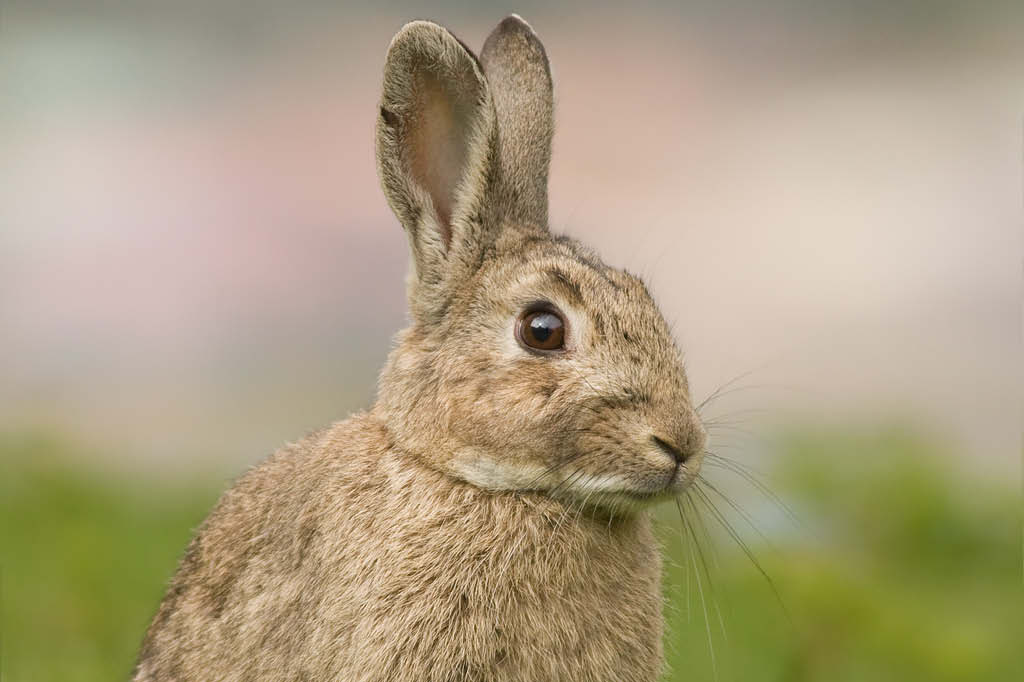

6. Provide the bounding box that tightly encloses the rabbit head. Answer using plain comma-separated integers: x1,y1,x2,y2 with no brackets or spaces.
375,17,705,513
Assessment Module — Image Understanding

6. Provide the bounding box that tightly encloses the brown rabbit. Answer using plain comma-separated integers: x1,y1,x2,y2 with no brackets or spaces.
134,15,706,682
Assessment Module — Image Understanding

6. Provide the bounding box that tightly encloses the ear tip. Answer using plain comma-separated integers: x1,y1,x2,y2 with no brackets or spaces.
483,15,547,65
384,20,483,86
499,14,537,35
385,20,446,52
489,14,542,43
387,20,466,57
390,19,442,43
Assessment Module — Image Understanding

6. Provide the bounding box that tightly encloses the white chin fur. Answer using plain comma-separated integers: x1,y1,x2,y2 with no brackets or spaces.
558,472,670,513
451,451,663,513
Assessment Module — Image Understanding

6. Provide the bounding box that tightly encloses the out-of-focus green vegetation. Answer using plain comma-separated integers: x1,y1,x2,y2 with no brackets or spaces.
0,434,222,682
1,427,1019,681
659,426,1022,682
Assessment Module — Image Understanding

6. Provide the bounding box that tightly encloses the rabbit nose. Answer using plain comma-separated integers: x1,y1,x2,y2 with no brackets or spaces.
651,435,688,465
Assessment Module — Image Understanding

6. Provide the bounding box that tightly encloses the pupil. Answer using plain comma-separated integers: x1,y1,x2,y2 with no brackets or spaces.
531,316,553,342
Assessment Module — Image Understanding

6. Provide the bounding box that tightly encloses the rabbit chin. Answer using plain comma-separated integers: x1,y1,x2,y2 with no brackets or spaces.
552,471,692,515
450,447,684,514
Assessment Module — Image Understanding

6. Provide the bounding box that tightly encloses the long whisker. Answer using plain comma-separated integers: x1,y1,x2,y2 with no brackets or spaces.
701,407,772,425
684,493,729,644
522,452,585,491
702,452,802,528
688,488,722,577
546,466,586,536
695,355,807,417
697,476,775,550
674,498,693,623
696,383,782,411
691,481,793,625
704,423,761,440
677,494,719,682
695,368,761,415
701,454,771,490
702,451,774,483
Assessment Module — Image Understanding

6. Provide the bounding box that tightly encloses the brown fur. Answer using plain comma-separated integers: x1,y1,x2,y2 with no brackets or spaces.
135,16,704,682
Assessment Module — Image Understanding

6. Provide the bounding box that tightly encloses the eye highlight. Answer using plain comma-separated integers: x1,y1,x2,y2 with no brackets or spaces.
517,308,566,352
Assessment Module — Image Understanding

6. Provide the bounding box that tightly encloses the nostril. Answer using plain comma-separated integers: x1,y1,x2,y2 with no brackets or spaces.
651,436,687,465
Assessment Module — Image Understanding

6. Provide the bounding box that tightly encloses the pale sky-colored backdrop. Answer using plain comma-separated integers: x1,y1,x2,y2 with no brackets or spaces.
1,1,1020,478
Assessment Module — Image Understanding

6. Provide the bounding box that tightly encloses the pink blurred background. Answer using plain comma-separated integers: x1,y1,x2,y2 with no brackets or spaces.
1,0,1020,478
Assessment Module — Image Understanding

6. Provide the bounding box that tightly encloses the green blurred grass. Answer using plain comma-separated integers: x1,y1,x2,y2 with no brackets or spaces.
658,426,1021,682
1,427,1020,681
0,434,222,682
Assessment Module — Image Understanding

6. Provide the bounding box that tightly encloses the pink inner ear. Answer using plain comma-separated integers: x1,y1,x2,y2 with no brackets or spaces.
409,74,472,249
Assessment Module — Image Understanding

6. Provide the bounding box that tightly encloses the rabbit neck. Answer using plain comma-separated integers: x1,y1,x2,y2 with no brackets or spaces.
353,416,665,680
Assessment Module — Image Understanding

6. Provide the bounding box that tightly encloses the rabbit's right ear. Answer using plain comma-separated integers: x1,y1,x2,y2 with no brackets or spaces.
376,21,498,324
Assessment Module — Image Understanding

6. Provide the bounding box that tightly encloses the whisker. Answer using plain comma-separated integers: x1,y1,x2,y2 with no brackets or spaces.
521,439,602,491
695,368,761,415
683,493,729,645
696,383,783,411
701,407,772,425
674,499,693,623
702,452,802,528
691,482,793,626
546,468,581,530
702,453,770,484
677,494,719,682
695,356,808,417
687,489,722,577
704,423,761,440
697,476,775,550
566,363,604,403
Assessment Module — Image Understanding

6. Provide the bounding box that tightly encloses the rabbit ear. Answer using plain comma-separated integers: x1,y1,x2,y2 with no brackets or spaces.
480,15,554,228
376,21,498,322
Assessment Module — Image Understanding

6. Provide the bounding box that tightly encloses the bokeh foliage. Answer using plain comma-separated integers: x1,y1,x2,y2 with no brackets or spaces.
1,427,1019,681
0,434,221,682
660,426,1021,682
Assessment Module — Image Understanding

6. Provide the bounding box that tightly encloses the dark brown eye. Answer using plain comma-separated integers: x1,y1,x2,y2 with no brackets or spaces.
518,310,566,352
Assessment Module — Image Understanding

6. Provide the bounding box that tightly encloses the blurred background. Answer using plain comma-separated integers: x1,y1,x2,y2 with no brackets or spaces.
1,1,1020,680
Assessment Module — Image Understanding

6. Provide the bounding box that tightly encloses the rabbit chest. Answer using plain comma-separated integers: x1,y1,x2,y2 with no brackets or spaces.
136,415,665,682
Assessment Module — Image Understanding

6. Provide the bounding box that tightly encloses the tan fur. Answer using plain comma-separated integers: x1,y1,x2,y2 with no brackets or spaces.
135,17,704,682
480,15,554,227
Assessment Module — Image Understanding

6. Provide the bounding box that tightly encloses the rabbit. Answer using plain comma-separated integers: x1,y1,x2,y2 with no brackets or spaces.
134,15,706,682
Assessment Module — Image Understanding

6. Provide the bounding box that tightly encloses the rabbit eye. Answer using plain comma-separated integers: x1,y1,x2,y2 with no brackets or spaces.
517,309,566,352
